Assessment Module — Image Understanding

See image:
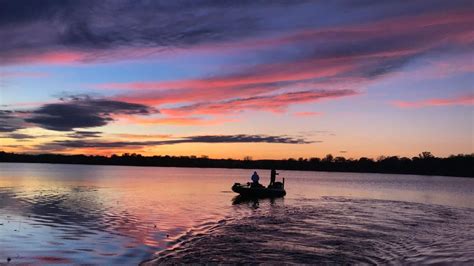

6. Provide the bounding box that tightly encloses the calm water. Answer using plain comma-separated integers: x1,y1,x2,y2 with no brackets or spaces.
0,163,473,264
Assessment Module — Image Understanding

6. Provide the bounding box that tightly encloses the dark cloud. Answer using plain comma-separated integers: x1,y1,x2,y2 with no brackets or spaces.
0,110,27,132
0,0,279,62
0,133,35,140
183,135,312,144
1,1,471,64
43,134,314,149
2,144,22,148
1,96,156,133
67,131,102,139
0,0,80,25
24,95,155,131
0,1,310,48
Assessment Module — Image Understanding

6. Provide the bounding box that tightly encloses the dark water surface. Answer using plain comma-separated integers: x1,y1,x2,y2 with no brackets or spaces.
0,163,473,265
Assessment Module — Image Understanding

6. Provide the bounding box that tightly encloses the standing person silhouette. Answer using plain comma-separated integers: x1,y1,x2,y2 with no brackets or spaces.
269,169,278,187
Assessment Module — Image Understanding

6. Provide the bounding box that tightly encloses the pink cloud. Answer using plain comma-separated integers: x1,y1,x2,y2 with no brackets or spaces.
108,57,363,109
6,9,469,126
117,115,237,126
293,112,323,117
112,133,172,139
392,94,474,108
2,47,166,66
11,51,86,65
422,58,474,79
162,89,357,116
92,10,473,119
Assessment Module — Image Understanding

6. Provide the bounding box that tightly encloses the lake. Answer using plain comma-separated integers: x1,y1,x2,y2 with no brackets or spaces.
0,163,473,264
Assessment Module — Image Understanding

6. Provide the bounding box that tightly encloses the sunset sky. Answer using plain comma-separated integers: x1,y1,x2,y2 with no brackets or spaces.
0,0,473,159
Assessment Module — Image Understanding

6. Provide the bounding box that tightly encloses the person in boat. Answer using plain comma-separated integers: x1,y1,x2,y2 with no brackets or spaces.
251,171,260,187
269,169,279,188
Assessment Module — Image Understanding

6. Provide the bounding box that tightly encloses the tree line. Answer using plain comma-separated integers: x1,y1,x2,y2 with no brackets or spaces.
0,151,472,177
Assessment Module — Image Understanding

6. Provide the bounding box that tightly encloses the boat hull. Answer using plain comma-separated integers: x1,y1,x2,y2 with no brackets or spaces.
231,183,286,198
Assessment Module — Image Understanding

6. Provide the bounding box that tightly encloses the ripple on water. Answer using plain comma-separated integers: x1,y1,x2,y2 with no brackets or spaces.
0,186,159,264
143,197,474,264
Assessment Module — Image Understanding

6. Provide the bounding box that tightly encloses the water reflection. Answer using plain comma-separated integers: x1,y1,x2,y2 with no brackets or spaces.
0,164,257,264
0,163,473,264
232,195,283,208
0,186,151,264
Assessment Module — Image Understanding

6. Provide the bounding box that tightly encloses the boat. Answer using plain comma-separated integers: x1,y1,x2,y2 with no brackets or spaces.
231,178,286,198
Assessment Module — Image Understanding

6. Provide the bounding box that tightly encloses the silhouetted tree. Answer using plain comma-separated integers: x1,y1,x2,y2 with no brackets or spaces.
322,154,334,163
0,151,472,177
419,151,434,159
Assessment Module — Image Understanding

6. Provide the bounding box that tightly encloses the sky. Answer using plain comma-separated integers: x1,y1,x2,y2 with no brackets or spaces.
0,0,473,159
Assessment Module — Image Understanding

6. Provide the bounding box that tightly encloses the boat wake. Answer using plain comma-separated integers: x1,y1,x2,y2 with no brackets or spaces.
143,197,474,264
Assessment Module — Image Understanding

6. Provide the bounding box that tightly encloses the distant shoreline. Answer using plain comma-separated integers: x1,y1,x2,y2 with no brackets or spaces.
1,151,472,178
1,161,472,179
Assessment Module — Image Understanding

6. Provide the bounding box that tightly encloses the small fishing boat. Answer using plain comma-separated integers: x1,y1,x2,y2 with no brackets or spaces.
231,178,286,198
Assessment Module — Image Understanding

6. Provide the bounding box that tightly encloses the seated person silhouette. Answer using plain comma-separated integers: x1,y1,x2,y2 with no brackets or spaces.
251,171,262,188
